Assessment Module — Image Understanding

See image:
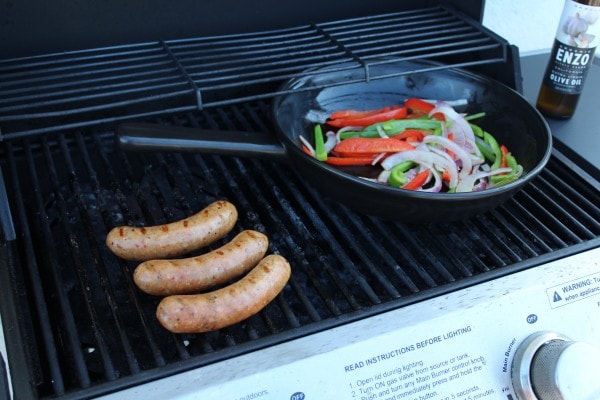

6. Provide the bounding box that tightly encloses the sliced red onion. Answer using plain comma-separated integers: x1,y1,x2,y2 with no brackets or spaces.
335,126,363,141
429,101,481,158
376,124,390,138
371,152,387,165
377,170,391,184
440,118,450,138
423,135,473,173
299,135,316,157
472,179,488,191
403,167,418,182
381,149,458,188
324,131,338,153
428,145,455,165
455,167,513,192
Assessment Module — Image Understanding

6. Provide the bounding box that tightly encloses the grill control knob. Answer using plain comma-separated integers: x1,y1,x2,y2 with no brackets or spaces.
511,331,600,400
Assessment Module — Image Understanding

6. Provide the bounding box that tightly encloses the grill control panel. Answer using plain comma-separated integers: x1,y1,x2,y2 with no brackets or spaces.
102,247,600,400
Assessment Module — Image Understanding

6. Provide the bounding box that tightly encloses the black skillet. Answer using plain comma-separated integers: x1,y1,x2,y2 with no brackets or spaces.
117,60,552,223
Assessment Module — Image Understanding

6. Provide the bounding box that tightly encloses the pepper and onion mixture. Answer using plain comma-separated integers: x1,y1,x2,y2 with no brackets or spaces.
300,98,523,193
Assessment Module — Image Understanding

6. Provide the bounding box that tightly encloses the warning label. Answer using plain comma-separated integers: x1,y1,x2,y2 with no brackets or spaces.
546,272,600,309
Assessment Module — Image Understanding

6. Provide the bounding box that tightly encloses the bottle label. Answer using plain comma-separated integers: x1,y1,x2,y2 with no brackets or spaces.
543,0,600,94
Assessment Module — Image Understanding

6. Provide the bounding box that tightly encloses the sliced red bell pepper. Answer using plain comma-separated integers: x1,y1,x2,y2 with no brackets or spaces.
332,137,414,157
442,170,452,182
324,156,376,166
405,98,435,114
390,129,427,142
402,169,430,190
329,107,391,120
500,145,509,169
405,98,445,121
327,107,408,128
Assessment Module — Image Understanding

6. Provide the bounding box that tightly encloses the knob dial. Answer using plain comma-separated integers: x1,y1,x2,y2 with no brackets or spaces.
511,331,600,400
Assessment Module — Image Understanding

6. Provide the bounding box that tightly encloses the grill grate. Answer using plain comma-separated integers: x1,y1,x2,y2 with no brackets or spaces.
1,101,599,399
0,6,510,140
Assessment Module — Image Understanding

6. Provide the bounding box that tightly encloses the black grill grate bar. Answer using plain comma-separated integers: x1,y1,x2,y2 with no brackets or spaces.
0,6,509,139
539,160,600,231
0,42,165,72
0,67,173,101
423,223,483,276
40,136,124,382
5,142,68,395
394,223,458,282
532,175,598,238
339,30,487,52
185,43,502,95
500,195,564,252
363,219,441,288
59,133,155,376
22,139,95,392
164,25,317,50
496,205,554,255
175,31,334,63
298,177,440,296
1,87,190,123
187,54,349,87
78,133,169,368
485,208,544,259
471,215,522,265
512,184,577,248
449,221,502,270
354,37,497,62
0,49,169,81
0,58,177,100
319,7,449,30
0,72,182,113
327,19,466,41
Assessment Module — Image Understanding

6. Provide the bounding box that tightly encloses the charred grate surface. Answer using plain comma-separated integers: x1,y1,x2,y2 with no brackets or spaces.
0,6,510,139
0,101,599,399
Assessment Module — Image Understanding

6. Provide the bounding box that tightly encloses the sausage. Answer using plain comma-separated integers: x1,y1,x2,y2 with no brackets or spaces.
133,230,269,296
156,254,291,333
106,200,237,261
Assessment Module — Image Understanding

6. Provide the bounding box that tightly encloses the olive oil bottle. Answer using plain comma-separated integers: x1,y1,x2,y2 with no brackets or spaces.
536,0,600,118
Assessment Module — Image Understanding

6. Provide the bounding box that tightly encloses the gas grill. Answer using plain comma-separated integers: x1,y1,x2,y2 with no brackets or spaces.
1,2,600,400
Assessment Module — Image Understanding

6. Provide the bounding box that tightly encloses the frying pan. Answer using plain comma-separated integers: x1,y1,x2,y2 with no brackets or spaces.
117,60,552,223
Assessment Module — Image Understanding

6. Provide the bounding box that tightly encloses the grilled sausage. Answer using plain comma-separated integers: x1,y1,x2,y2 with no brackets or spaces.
106,200,238,261
133,230,269,296
156,254,291,333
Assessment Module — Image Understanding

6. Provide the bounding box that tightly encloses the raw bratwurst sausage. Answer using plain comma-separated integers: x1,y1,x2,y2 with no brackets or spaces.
133,230,269,296
156,254,291,333
106,200,237,261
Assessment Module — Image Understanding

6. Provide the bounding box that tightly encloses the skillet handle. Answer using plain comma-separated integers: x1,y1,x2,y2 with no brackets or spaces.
116,122,289,162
